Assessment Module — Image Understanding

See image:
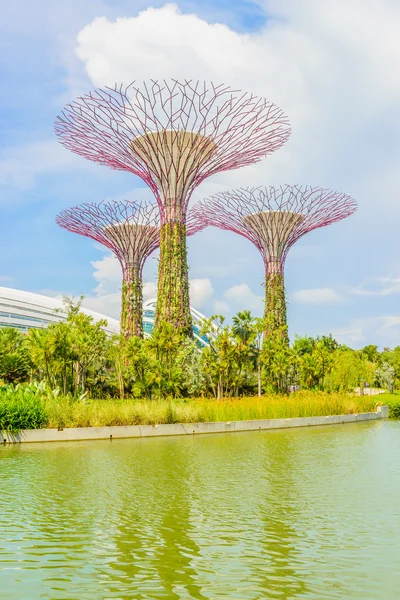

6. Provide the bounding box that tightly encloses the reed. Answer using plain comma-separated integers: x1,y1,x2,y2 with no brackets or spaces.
44,392,378,430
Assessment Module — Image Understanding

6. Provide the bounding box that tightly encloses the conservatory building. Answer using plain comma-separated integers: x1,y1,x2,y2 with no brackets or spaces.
0,288,211,345
0,287,120,336
143,299,211,346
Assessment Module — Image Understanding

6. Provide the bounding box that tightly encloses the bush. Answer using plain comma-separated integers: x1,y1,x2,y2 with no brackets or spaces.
0,386,48,433
387,400,400,419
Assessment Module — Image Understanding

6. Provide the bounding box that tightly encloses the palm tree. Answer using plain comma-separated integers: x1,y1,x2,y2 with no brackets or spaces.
232,310,255,344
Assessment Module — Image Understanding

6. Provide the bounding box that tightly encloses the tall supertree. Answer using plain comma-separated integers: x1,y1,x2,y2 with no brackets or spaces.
193,185,357,339
56,200,203,338
55,80,291,336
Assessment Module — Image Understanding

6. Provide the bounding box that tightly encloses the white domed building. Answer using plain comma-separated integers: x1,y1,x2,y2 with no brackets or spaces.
0,287,119,336
0,288,212,346
143,299,212,346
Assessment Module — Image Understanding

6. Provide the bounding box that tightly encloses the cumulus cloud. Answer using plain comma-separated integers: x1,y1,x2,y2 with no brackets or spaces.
291,287,345,305
86,252,214,315
189,278,214,308
213,299,230,315
91,255,121,283
74,1,400,199
333,315,400,349
223,283,264,314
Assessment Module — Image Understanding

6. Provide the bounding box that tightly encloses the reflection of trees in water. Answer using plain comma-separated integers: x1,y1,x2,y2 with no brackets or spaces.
257,513,309,599
103,438,206,599
8,432,313,599
256,431,311,599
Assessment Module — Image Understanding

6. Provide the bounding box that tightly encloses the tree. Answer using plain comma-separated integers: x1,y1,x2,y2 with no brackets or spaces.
261,325,296,393
146,322,185,398
361,344,380,364
0,328,30,384
232,310,255,344
325,349,374,392
200,316,254,398
26,328,55,386
68,311,109,392
375,362,395,391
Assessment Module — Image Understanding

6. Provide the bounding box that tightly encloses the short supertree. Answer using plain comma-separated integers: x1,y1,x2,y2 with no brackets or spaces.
56,200,204,338
55,79,291,336
193,185,357,339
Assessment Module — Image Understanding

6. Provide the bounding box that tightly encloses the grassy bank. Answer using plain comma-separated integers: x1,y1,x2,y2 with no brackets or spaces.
0,388,390,432
44,392,378,429
374,391,400,418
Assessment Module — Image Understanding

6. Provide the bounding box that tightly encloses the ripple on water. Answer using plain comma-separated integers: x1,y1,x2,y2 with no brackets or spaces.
1,421,400,599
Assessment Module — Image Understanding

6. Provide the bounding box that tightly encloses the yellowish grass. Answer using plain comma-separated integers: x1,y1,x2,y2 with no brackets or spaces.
45,392,379,429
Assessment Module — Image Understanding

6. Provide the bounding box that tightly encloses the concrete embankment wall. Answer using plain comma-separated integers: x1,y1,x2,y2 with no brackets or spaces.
2,406,389,445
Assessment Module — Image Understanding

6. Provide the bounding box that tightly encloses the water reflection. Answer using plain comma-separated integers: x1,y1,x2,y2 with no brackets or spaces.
1,421,400,599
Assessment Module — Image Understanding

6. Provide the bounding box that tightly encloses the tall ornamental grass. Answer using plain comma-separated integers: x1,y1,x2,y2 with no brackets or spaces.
44,391,378,429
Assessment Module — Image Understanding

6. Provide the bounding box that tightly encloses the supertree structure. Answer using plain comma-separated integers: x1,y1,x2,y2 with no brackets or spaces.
56,200,204,338
193,185,357,339
55,79,291,336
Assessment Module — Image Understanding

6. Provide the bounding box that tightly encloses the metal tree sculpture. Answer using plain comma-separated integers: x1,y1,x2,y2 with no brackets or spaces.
56,200,204,338
193,185,357,339
55,79,291,336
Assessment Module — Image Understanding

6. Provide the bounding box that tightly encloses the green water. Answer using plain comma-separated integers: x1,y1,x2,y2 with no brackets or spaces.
1,421,400,599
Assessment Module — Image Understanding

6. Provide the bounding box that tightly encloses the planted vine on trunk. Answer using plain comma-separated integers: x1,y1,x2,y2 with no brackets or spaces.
156,222,192,337
265,271,288,344
121,264,143,338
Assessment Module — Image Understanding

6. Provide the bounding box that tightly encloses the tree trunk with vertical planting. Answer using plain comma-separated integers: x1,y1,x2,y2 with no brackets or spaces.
156,221,192,337
264,269,288,344
121,264,143,338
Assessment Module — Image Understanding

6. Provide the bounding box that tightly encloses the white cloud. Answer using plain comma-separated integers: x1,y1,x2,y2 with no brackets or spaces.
291,287,345,305
91,255,121,283
351,276,400,297
73,1,400,204
189,278,213,309
0,140,83,190
333,315,400,349
213,299,230,315
88,253,213,314
223,283,264,314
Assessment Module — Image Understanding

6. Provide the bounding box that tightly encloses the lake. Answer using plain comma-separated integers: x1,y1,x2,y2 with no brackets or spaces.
1,420,400,599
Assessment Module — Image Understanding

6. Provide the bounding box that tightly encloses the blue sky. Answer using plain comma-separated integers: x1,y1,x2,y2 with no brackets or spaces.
0,0,399,347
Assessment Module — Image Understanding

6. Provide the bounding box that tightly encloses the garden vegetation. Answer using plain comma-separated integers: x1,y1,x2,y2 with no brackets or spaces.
0,299,398,431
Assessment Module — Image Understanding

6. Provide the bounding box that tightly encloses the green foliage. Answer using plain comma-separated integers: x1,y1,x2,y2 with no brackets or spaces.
200,315,256,398
265,271,287,341
261,325,295,393
24,298,110,395
0,384,48,433
156,221,192,336
375,362,395,391
381,347,400,387
388,400,400,418
324,349,374,392
0,298,396,412
40,391,377,429
293,335,339,389
121,265,143,338
361,344,380,363
0,328,30,384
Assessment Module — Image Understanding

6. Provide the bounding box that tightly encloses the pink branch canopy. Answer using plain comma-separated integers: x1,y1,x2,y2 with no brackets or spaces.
56,199,204,279
192,185,357,271
55,80,291,221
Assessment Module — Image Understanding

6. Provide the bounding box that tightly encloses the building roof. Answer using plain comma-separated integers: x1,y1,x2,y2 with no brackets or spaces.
0,288,211,344
0,287,120,336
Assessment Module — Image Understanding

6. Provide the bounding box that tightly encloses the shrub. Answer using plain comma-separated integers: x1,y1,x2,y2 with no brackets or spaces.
0,386,48,433
387,400,400,419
